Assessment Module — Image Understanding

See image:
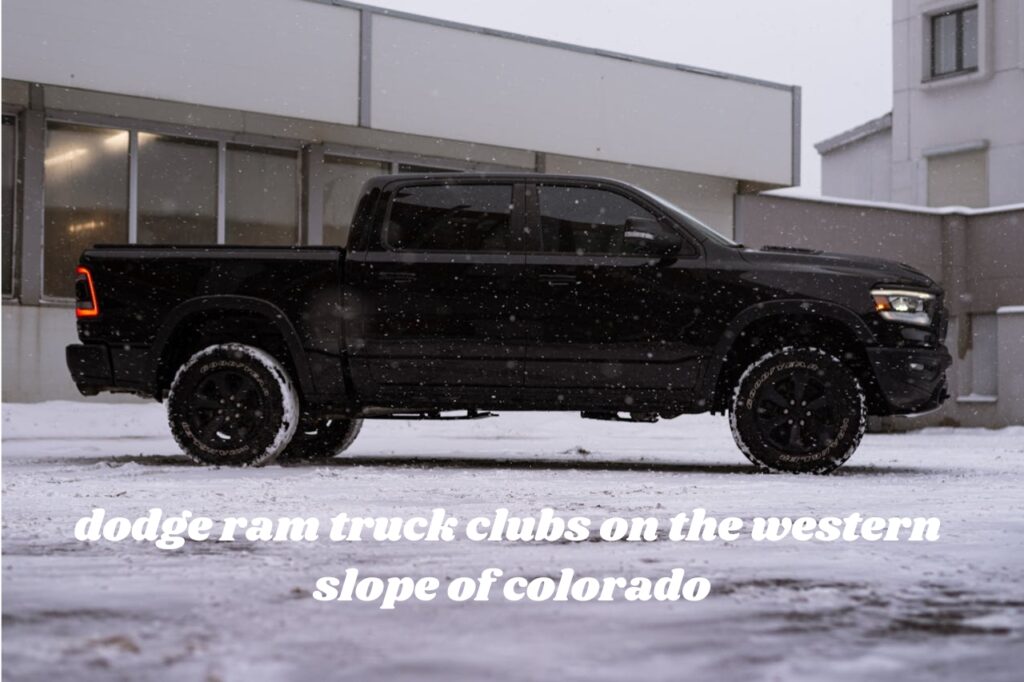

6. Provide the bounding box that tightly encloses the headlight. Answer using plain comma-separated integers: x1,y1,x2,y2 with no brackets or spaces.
871,288,934,326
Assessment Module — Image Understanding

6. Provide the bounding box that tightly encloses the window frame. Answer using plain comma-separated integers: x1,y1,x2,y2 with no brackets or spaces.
2,113,20,299
525,180,702,259
379,178,525,254
38,113,305,302
928,4,979,80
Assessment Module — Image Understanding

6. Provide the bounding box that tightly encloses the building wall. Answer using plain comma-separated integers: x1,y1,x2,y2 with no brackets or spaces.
1,0,800,187
736,193,1024,427
0,0,363,126
369,13,797,185
734,193,941,277
820,129,894,202
821,0,1024,208
891,0,1024,206
2,304,133,402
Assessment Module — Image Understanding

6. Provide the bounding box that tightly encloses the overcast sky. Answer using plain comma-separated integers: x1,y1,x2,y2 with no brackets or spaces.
357,0,893,194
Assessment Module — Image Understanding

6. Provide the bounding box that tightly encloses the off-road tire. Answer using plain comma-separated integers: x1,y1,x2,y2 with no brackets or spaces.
279,415,363,462
729,346,866,474
168,343,299,466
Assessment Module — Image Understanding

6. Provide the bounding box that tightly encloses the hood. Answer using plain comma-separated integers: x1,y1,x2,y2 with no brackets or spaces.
741,245,937,289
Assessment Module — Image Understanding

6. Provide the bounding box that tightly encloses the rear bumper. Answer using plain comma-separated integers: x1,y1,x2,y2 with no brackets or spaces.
66,344,152,397
866,345,952,414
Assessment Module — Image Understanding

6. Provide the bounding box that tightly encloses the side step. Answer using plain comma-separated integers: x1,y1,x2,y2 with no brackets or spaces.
581,411,659,423
370,409,498,420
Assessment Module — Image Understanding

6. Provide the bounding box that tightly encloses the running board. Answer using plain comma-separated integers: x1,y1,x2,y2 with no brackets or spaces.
370,409,498,421
581,411,659,423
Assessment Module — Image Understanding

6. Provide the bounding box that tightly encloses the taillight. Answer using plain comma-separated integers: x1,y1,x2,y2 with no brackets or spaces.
75,266,100,318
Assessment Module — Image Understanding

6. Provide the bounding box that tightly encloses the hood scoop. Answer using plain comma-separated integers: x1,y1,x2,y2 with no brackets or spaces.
759,245,824,255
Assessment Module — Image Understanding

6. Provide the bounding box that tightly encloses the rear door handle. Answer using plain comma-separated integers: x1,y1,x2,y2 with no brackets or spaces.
377,271,416,282
540,274,577,287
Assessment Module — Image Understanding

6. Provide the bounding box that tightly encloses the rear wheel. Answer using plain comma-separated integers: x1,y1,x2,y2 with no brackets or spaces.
167,343,299,466
729,346,866,474
279,415,363,462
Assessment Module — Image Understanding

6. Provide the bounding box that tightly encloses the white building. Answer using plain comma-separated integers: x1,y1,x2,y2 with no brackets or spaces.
817,0,1024,208
1,0,800,402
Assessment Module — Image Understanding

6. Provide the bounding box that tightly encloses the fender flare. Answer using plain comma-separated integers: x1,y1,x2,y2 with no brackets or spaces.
699,299,876,406
148,295,317,399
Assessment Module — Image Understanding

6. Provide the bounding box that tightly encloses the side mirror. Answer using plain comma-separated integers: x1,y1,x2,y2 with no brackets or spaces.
624,217,682,258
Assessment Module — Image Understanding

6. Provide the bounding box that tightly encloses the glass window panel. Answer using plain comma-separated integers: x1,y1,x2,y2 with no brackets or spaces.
225,144,297,245
385,184,513,252
2,116,16,296
44,123,128,298
537,186,658,255
137,133,218,245
323,156,388,246
962,8,979,70
932,12,958,75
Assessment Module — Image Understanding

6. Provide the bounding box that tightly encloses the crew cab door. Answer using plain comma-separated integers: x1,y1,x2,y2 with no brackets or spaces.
521,182,706,401
345,180,526,402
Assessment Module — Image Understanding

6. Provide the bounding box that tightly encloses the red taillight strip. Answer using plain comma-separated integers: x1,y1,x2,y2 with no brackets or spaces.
76,266,100,318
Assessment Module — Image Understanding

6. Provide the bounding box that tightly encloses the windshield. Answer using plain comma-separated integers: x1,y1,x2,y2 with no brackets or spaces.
636,188,741,247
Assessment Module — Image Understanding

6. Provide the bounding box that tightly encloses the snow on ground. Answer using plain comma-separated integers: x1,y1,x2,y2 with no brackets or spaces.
2,401,1023,682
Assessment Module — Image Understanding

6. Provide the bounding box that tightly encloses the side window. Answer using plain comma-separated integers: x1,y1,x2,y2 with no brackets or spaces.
385,184,514,252
537,185,667,256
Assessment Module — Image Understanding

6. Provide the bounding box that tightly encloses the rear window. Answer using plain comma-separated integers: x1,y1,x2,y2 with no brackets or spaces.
384,183,514,252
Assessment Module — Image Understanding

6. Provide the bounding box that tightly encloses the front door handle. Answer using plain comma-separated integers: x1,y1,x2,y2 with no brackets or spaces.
377,271,416,282
540,274,577,287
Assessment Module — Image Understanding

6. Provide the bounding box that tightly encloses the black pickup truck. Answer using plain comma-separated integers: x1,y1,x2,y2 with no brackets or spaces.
66,173,950,473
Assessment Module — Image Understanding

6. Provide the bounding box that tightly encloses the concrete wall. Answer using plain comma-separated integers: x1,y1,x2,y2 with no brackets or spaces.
820,129,893,202
736,193,1024,427
994,308,1024,425
891,0,1024,206
734,194,942,279
3,304,109,401
964,210,1024,309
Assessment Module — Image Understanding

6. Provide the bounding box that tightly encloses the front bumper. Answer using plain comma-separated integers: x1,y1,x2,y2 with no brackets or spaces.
866,345,952,414
66,344,152,397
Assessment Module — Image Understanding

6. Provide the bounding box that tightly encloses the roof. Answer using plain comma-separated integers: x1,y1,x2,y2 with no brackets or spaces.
815,112,893,155
363,172,648,192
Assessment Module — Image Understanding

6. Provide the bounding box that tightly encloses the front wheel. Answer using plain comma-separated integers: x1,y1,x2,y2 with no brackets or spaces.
167,343,300,466
729,346,866,474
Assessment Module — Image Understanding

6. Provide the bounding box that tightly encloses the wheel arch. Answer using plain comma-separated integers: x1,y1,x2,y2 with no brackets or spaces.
701,300,881,413
149,295,317,401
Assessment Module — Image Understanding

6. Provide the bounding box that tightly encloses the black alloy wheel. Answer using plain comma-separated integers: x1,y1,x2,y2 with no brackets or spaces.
168,343,299,466
729,346,867,474
754,368,842,455
187,368,267,452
